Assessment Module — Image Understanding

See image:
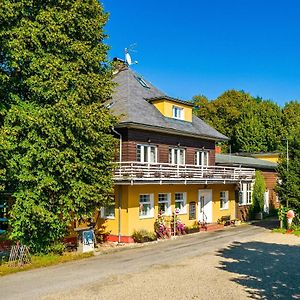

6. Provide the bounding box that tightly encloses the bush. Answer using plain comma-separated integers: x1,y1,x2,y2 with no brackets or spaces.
132,230,157,243
252,171,266,213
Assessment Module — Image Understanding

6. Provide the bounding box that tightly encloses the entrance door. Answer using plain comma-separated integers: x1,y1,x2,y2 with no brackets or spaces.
198,189,213,223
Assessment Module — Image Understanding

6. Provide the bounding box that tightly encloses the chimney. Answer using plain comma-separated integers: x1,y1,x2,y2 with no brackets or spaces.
215,146,222,154
112,57,128,75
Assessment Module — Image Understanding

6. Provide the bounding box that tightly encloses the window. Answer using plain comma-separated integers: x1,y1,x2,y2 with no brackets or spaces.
158,193,171,215
135,75,150,88
139,194,154,218
175,192,187,214
137,144,157,163
101,199,115,219
195,150,209,166
220,191,229,209
169,148,185,165
239,183,252,205
172,105,184,120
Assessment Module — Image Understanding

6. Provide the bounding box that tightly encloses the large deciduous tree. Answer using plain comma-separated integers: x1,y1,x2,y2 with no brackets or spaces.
276,133,300,210
0,1,116,252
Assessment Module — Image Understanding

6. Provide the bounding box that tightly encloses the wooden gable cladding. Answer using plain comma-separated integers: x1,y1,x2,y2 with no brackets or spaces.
118,128,216,165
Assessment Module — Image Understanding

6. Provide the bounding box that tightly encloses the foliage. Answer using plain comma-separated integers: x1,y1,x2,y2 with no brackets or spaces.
132,229,157,243
276,133,300,209
192,90,287,153
154,214,171,239
252,171,266,213
0,1,116,252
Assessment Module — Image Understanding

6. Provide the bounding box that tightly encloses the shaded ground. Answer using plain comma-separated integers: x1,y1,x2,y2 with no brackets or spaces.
218,240,300,299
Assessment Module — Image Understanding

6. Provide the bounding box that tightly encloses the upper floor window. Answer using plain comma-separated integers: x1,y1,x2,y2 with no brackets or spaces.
172,105,184,120
195,150,209,166
169,147,185,165
137,144,157,163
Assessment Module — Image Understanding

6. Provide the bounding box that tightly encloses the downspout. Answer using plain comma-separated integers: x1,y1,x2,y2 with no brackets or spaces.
112,128,122,243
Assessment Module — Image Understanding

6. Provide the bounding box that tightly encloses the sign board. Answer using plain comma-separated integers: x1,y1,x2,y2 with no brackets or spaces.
82,230,95,253
189,201,196,220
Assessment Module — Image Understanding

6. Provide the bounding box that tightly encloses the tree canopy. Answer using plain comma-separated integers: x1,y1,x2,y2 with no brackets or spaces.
0,0,116,252
192,90,292,153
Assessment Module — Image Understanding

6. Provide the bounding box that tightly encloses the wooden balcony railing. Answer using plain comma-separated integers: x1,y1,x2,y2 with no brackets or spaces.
114,161,255,184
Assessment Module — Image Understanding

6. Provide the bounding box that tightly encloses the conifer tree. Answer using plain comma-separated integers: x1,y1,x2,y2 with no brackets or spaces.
0,1,116,252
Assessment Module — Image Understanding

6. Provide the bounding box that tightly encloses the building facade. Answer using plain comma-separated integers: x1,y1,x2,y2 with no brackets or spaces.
97,60,255,242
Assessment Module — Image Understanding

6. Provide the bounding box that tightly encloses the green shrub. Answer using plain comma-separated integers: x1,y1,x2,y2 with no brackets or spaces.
132,230,157,243
252,171,266,213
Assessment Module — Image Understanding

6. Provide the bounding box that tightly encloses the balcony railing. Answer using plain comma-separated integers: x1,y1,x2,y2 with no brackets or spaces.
114,161,255,184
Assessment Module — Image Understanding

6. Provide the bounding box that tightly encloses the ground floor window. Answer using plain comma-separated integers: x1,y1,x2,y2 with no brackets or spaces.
175,192,187,214
220,191,229,209
101,198,115,219
139,194,154,218
158,193,171,215
239,183,252,205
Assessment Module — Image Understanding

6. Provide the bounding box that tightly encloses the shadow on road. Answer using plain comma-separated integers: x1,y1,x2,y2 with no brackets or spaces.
217,241,300,299
251,218,280,230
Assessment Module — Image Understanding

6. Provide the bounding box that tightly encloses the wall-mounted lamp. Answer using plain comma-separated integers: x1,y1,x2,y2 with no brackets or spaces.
147,138,151,143
177,142,181,147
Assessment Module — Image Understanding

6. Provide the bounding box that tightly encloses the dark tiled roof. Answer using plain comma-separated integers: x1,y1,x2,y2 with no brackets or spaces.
215,154,277,170
147,96,194,107
111,67,228,141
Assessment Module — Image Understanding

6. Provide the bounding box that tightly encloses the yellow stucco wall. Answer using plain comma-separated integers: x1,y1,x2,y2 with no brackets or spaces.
98,184,237,238
253,154,279,163
211,184,236,221
152,99,193,122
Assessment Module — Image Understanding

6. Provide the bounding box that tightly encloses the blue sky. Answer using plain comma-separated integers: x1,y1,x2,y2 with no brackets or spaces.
102,0,300,106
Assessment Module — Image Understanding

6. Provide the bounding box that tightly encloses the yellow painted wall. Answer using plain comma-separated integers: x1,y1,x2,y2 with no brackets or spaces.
152,99,193,122
98,184,237,237
253,154,279,163
211,184,236,221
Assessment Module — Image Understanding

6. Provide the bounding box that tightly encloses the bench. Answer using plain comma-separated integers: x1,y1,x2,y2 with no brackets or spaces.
220,215,235,226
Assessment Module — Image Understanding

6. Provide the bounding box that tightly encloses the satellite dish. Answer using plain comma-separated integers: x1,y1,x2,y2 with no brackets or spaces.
125,51,132,65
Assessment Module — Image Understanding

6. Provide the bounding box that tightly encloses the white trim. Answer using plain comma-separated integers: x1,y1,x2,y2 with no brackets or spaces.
175,192,187,214
172,105,184,120
158,193,171,216
169,147,186,165
139,194,154,218
220,191,229,210
198,189,213,223
137,144,157,163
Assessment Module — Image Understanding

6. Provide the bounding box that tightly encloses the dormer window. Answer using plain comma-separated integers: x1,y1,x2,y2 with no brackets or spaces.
172,105,184,120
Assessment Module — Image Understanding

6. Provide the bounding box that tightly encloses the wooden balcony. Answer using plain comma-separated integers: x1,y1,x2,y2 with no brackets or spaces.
114,161,255,185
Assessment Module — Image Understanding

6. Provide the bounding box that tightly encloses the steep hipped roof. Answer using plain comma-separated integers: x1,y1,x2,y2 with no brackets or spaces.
216,154,277,170
111,67,228,141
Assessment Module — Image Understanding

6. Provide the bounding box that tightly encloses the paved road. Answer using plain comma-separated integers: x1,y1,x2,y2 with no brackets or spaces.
0,223,269,300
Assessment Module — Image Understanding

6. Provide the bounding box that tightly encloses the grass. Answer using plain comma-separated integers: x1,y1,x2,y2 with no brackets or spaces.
272,228,300,237
0,251,94,276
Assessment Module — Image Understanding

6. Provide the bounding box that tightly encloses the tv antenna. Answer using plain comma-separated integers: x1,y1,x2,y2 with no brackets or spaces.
125,43,138,66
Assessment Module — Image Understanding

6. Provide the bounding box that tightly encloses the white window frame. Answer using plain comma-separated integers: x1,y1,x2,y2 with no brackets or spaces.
239,183,252,206
169,147,185,165
100,204,115,219
220,191,229,210
195,150,209,166
172,105,184,120
137,144,157,163
158,193,171,216
175,192,187,214
139,194,154,218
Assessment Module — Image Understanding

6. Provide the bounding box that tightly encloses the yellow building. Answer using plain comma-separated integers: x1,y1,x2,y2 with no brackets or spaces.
98,59,254,242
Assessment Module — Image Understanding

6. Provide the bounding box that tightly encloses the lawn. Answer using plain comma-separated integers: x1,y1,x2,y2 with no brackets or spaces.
0,251,93,276
272,228,300,237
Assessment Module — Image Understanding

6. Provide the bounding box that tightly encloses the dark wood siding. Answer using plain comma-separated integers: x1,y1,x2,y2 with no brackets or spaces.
261,170,279,209
117,128,216,165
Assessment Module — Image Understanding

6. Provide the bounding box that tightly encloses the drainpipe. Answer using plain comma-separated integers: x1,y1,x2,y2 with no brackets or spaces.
112,128,122,243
